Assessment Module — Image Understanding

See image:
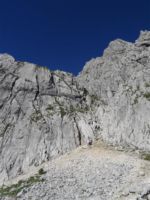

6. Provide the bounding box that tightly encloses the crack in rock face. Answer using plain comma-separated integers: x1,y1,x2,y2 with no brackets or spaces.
77,30,150,151
0,31,150,199
0,55,96,184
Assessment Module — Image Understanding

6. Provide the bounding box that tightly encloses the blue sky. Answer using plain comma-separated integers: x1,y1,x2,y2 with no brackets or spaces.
0,0,149,74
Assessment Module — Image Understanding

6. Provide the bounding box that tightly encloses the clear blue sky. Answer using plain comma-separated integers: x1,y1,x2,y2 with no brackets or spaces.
0,0,149,74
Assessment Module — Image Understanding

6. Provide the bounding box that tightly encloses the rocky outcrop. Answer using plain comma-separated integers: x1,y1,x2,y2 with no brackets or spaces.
0,30,150,186
78,30,150,151
0,55,96,185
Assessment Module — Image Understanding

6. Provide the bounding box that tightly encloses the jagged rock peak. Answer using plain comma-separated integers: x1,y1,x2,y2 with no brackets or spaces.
103,39,132,57
0,53,15,65
135,30,150,46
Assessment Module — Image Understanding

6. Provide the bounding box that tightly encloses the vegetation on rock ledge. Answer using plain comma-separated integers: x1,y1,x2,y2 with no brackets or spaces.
0,174,45,197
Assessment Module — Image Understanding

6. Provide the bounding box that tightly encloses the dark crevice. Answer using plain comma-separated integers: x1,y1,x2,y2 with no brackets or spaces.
54,72,77,94
73,117,82,146
0,73,18,85
8,76,19,101
0,123,11,137
140,43,150,47
49,72,55,86
73,120,78,147
14,105,25,120
0,103,4,110
141,190,150,199
1,110,11,124
34,75,40,101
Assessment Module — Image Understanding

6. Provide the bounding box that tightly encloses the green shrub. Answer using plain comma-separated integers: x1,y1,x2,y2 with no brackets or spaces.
145,83,150,87
90,95,99,104
69,105,89,115
38,168,46,175
60,107,67,118
143,93,150,100
133,96,138,104
46,104,54,111
0,174,45,197
142,153,150,161
31,111,43,122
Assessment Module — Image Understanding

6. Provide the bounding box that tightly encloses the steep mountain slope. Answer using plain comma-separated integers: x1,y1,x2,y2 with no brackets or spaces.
0,31,150,198
78,30,150,150
0,55,97,185
1,142,150,200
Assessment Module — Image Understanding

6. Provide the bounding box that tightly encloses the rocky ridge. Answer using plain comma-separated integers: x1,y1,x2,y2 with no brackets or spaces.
0,30,150,199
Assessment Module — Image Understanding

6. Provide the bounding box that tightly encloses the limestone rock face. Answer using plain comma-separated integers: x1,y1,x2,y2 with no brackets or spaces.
78,30,150,151
0,55,96,185
0,31,150,186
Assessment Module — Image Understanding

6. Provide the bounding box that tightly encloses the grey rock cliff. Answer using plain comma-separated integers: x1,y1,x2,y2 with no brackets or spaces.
0,30,150,186
78,30,150,151
0,56,95,185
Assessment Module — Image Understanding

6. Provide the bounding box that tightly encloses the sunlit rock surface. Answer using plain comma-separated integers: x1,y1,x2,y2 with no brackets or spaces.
0,55,96,184
0,31,150,199
78,30,150,151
